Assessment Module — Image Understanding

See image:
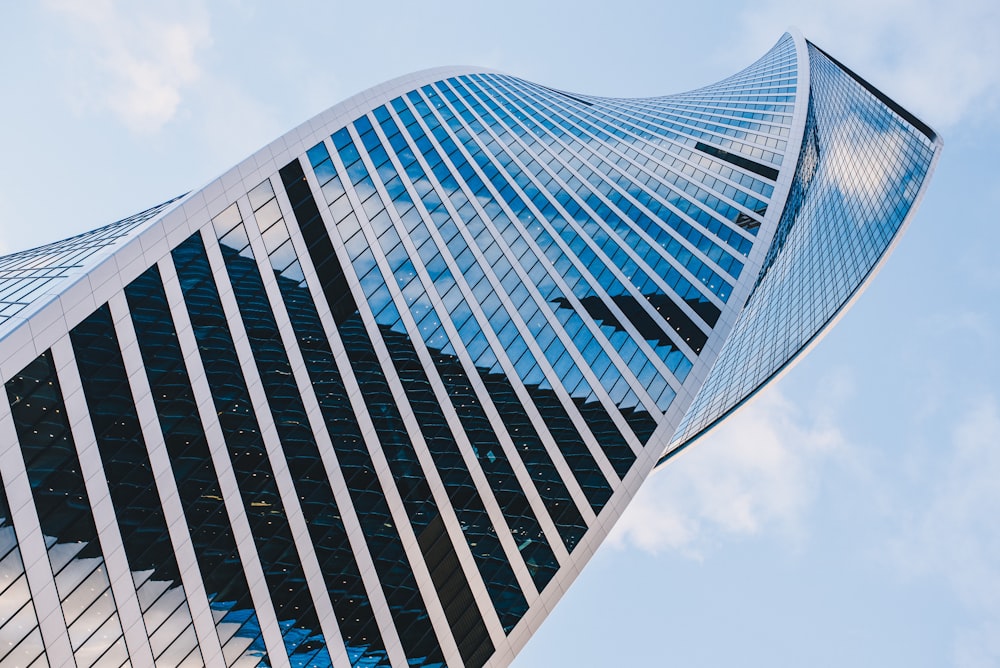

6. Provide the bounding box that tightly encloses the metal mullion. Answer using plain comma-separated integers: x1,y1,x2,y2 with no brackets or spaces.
33,544,86,596
313,134,467,668
388,99,604,522
147,598,198,664
252,178,409,668
0,598,39,663
213,621,245,660
141,586,189,652
51,336,156,666
128,569,156,597
0,571,29,616
0,543,27,586
78,625,128,668
349,117,536,634
217,614,269,668
156,256,291,668
66,597,124,665
107,291,230,668
430,81,667,420
60,569,119,643
1,626,46,668
130,577,187,636
361,111,547,602
25,646,49,668
475,79,716,363
157,627,203,668
279,148,451,668
131,575,171,613
200,215,350,668
50,556,110,627
3,278,50,305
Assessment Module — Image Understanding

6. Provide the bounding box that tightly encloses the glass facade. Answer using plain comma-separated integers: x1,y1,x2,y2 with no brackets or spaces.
7,352,132,668
125,265,271,668
70,305,205,667
0,32,939,668
0,481,47,668
0,197,183,333
667,42,940,455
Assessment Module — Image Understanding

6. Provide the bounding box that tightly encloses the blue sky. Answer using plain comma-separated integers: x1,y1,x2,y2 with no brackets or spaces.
2,1,999,665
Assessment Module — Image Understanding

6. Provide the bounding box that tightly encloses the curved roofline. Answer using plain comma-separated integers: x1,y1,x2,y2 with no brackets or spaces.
644,30,814,461
0,37,810,362
0,66,506,359
0,36,938,666
657,37,944,466
166,31,819,473
0,66,510,348
182,65,505,213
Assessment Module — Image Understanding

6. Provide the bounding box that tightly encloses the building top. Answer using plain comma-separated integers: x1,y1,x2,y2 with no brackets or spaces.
0,32,940,668
665,37,942,459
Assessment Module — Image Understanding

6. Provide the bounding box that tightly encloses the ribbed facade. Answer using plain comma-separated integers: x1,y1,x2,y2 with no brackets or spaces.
0,32,939,668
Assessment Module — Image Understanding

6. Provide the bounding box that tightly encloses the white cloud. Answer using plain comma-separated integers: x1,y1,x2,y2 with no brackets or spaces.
44,0,211,133
608,377,850,558
887,398,1000,667
736,0,1000,129
824,118,913,204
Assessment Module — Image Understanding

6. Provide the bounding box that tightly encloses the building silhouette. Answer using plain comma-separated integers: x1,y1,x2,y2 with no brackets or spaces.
0,32,939,667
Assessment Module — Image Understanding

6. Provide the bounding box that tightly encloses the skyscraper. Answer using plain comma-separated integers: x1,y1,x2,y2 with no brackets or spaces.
0,30,939,668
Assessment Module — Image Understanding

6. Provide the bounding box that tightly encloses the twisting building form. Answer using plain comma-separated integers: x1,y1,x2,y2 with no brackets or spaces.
0,32,939,668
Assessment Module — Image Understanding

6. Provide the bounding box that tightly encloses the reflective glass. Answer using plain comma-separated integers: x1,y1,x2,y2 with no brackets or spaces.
0,197,181,332
0,481,48,668
6,351,132,668
124,266,270,668
171,234,333,667
670,42,938,453
70,305,204,667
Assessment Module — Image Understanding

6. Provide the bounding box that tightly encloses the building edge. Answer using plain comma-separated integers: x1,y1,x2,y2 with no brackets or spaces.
659,38,944,464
